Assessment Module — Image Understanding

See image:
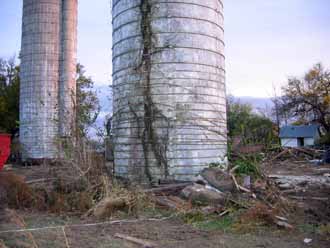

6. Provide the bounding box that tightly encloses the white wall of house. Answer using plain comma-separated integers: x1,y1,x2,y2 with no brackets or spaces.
281,138,298,147
304,138,315,146
281,137,317,147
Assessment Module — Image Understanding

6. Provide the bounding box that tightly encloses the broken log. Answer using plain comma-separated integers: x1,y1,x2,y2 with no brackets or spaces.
201,168,234,192
181,184,227,206
93,197,127,219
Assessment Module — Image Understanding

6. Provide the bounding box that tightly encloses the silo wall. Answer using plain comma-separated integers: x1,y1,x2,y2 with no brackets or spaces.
20,0,62,160
59,0,78,137
112,0,227,182
20,0,78,160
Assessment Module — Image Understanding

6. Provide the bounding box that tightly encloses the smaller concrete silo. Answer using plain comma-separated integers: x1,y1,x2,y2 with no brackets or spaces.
20,0,62,160
20,0,78,161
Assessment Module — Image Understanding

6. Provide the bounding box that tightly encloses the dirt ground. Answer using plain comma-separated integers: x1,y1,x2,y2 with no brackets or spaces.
0,163,330,248
0,210,329,248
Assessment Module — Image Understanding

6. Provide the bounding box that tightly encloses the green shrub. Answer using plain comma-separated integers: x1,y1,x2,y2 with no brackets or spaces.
234,155,261,178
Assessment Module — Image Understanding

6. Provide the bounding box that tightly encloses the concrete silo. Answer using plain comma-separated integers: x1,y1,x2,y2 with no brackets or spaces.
112,0,227,182
59,0,78,137
20,0,78,161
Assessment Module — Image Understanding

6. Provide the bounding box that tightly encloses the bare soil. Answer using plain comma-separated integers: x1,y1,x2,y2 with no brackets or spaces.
0,210,329,248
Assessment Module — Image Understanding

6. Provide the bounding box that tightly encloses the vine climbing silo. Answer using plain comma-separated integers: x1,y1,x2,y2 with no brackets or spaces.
20,0,78,161
112,0,227,182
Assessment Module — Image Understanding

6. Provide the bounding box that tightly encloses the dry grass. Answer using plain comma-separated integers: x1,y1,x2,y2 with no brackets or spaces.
1,138,154,220
239,203,277,225
0,172,42,209
89,180,157,219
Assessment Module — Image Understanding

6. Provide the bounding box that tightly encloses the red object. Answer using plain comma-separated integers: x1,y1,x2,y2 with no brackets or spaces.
0,134,11,171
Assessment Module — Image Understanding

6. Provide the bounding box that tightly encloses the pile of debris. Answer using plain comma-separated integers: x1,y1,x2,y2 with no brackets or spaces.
2,145,329,233
262,146,330,225
135,166,295,230
264,147,330,196
267,146,325,163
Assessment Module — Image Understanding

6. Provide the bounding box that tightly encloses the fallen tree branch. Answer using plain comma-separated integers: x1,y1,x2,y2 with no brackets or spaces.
231,174,240,191
231,174,252,193
219,210,230,217
229,165,240,174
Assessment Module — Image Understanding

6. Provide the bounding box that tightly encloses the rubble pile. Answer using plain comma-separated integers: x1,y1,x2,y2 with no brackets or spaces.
1,146,329,232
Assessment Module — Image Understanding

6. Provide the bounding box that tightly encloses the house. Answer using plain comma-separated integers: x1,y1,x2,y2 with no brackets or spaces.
279,125,321,148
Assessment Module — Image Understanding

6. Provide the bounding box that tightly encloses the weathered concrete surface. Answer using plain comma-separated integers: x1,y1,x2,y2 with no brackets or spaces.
59,0,78,137
20,0,77,160
112,0,227,182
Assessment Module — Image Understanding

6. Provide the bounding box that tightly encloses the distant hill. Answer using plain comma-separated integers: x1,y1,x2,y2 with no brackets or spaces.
236,96,273,110
234,96,274,116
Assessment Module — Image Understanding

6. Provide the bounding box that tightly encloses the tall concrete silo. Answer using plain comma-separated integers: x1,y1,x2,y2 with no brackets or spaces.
112,0,227,182
20,0,78,161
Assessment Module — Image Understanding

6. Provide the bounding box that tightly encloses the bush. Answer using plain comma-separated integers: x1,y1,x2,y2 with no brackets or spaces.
227,97,277,146
233,155,262,178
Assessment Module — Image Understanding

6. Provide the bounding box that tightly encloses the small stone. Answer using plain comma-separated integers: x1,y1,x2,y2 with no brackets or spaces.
303,238,312,244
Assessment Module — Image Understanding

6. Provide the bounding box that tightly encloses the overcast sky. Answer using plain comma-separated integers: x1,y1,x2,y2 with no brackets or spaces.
1,0,329,97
